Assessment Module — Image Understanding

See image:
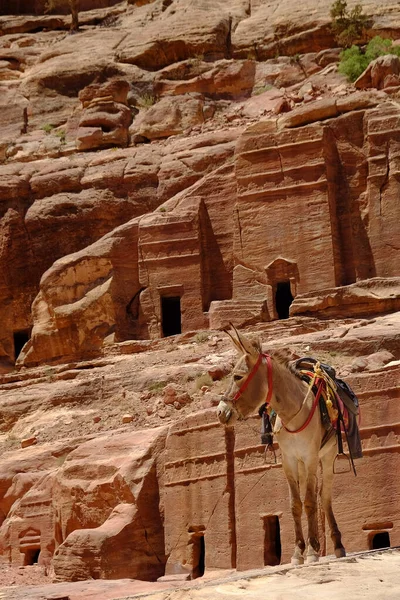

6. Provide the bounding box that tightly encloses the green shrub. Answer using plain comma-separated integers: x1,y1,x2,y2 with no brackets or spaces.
54,129,66,144
194,373,213,390
194,331,209,343
148,380,167,393
338,45,369,81
42,123,55,134
137,93,156,109
330,0,370,48
365,36,400,61
339,36,400,81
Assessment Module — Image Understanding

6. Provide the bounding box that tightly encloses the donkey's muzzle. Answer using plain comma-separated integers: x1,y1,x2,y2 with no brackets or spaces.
217,400,232,425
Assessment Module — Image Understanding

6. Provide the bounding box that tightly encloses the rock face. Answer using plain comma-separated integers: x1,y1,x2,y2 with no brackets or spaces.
355,54,400,90
0,1,400,583
76,79,133,151
0,428,168,581
1,355,399,581
0,1,399,368
8,93,400,366
291,278,400,317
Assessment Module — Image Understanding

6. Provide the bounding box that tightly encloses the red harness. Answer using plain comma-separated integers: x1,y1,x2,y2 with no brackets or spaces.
231,352,322,434
232,352,273,404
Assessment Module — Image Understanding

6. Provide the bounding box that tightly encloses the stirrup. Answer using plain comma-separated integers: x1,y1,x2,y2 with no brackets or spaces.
264,444,277,465
333,453,351,474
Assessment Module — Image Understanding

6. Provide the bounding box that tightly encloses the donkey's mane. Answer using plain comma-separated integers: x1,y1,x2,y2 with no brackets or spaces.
269,348,302,380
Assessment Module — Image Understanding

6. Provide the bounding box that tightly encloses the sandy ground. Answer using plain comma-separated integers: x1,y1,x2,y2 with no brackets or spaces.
1,549,399,600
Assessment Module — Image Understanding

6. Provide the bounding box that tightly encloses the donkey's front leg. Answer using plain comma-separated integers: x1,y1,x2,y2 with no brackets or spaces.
304,461,320,564
283,460,306,565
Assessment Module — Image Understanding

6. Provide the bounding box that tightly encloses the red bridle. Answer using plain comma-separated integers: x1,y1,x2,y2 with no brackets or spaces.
230,352,322,434
231,352,273,406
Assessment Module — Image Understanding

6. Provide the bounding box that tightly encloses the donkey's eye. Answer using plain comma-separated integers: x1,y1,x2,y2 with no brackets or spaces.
233,374,243,382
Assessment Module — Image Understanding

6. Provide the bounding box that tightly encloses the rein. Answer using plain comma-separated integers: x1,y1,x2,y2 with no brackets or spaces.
232,352,273,405
282,379,323,434
231,352,321,434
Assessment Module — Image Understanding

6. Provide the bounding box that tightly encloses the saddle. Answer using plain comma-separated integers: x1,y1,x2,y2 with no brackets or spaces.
260,357,363,473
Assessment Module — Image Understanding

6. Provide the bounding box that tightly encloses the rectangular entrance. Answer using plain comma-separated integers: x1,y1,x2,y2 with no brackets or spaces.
275,281,293,320
161,296,182,337
263,515,281,566
13,329,30,360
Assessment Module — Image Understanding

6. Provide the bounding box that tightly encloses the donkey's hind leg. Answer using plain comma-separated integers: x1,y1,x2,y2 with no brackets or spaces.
320,444,346,558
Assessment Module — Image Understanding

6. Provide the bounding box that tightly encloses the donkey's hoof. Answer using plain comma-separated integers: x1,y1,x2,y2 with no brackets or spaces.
335,547,346,558
291,556,304,566
306,553,320,564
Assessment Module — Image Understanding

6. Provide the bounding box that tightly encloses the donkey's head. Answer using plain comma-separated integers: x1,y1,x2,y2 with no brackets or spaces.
217,325,268,426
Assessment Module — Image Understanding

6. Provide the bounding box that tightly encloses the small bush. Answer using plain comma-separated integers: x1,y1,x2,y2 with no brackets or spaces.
331,0,371,48
253,84,274,96
194,331,209,343
54,129,66,144
42,123,55,134
194,373,213,390
137,93,156,109
148,380,167,393
339,35,400,81
338,45,369,81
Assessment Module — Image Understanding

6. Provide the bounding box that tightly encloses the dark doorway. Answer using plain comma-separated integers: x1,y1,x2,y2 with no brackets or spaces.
161,296,181,337
263,515,281,566
13,330,30,360
24,548,40,565
371,531,390,550
275,281,293,319
191,533,205,578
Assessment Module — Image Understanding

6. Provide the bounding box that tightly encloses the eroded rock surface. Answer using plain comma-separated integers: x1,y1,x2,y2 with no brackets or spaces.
0,1,400,589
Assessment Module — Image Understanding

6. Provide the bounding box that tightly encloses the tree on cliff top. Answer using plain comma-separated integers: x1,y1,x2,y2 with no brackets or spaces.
330,0,371,47
45,0,79,32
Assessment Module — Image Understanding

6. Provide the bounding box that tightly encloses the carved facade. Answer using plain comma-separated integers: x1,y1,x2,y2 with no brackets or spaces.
133,102,400,338
164,365,400,576
2,365,398,579
1,99,399,368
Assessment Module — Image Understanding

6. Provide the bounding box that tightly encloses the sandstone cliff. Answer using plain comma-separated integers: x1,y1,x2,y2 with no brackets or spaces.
0,0,400,593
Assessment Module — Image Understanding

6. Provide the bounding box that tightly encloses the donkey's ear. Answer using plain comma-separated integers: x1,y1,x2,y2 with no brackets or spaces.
225,323,260,357
224,324,246,355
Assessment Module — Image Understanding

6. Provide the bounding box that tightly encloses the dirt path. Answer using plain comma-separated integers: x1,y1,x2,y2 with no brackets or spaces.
1,549,399,600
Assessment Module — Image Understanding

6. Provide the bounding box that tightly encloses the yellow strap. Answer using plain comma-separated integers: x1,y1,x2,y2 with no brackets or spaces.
313,362,338,422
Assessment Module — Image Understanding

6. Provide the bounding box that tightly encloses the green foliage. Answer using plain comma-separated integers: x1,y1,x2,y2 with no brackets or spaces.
42,123,55,134
194,331,209,343
137,93,156,109
194,373,213,390
330,0,371,47
54,129,66,144
339,36,400,81
253,84,274,96
338,45,369,81
148,380,167,393
365,36,400,61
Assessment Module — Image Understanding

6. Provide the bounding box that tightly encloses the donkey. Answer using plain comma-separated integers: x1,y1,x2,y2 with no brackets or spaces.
217,325,346,565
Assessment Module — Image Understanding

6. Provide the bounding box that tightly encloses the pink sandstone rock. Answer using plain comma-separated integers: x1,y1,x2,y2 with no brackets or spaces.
290,278,400,318
355,54,400,90
20,436,37,448
154,60,256,99
51,428,168,581
77,79,133,151
131,94,205,140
